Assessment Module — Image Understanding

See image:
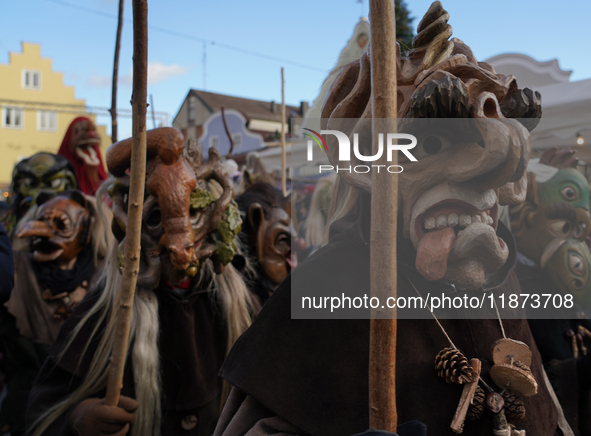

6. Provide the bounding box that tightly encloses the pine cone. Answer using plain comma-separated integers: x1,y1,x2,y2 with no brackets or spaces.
434,348,475,384
502,391,525,421
467,385,485,421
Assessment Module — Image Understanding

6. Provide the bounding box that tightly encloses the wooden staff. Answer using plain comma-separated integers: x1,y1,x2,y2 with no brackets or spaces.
110,0,124,143
105,0,149,407
281,67,287,196
368,0,398,431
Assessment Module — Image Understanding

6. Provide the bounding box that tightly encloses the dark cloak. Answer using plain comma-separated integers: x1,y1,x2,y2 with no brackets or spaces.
216,193,563,436
517,260,591,436
26,281,228,436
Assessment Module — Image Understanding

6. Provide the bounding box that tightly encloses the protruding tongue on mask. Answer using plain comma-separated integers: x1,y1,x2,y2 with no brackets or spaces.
415,227,456,281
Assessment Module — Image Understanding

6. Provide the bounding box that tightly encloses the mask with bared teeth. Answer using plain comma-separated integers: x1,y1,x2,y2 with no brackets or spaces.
58,117,108,195
321,1,541,290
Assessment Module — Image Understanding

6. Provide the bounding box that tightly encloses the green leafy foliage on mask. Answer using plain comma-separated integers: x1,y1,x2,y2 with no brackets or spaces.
190,188,242,267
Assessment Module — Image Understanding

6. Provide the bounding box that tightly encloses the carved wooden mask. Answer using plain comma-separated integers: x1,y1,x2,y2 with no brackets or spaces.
107,128,241,289
16,190,94,267
321,1,542,290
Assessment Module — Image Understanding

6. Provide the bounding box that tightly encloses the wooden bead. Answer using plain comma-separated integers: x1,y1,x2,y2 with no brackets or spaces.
485,392,505,414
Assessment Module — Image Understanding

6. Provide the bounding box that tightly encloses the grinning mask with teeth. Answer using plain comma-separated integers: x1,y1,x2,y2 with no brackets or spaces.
511,148,591,307
321,1,542,290
58,117,108,195
106,128,242,290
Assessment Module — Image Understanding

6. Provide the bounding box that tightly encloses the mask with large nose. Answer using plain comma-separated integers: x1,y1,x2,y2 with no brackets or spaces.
511,147,591,307
321,1,541,290
106,128,241,289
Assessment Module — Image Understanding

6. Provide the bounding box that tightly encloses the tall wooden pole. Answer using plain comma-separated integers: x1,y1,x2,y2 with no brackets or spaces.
110,0,124,143
368,0,398,431
105,0,148,407
281,67,287,196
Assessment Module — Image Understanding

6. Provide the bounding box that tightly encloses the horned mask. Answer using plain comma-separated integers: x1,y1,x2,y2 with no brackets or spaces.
106,127,242,289
322,1,542,290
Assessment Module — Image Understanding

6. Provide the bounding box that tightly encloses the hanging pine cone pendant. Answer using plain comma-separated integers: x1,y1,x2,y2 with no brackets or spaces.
435,348,476,384
467,385,485,421
489,338,538,397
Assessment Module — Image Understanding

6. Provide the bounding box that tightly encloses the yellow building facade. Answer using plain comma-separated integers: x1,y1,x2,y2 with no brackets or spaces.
0,42,108,188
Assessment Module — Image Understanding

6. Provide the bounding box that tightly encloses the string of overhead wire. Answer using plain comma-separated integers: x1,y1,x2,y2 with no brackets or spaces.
40,0,328,73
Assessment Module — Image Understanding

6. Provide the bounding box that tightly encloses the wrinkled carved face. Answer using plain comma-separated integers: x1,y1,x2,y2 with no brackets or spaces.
320,2,541,290
514,169,591,307
12,153,77,215
402,118,530,290
16,195,92,267
248,205,298,287
71,119,101,167
108,128,240,290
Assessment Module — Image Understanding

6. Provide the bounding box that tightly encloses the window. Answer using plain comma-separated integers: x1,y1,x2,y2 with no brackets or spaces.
210,136,219,149
232,133,242,148
188,96,196,123
22,69,41,90
37,111,57,132
2,107,24,129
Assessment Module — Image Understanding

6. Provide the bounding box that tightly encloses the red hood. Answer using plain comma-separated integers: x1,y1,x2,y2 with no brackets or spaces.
58,116,108,195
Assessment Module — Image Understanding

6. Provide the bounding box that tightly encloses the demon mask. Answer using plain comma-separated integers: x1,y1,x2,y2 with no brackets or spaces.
3,152,78,234
322,1,541,290
236,183,298,295
58,117,108,195
511,148,591,307
15,189,95,319
107,128,242,289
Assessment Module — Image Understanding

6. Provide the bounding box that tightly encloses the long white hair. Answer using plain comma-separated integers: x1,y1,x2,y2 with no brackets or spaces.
30,185,255,436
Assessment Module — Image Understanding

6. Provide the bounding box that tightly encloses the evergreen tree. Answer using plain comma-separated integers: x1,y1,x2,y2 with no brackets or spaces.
395,0,414,55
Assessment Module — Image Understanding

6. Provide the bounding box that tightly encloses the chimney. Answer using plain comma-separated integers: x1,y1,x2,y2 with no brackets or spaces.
270,100,276,113
300,101,309,116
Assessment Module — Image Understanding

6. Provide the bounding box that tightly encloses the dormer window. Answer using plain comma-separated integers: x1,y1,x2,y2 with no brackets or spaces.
22,69,41,90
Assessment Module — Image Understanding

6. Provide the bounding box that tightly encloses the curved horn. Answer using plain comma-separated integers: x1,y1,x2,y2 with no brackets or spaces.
106,127,185,176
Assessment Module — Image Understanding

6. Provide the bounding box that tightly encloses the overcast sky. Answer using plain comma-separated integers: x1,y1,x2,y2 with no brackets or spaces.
2,0,590,140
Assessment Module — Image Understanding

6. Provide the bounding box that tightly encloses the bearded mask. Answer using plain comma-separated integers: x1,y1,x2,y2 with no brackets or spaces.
16,190,94,268
10,152,78,220
58,117,108,195
321,2,541,290
106,128,242,290
511,148,591,307
236,183,298,288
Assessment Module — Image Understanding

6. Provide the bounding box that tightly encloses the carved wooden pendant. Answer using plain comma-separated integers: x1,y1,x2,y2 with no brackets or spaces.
490,338,537,397
490,364,538,397
491,338,532,366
